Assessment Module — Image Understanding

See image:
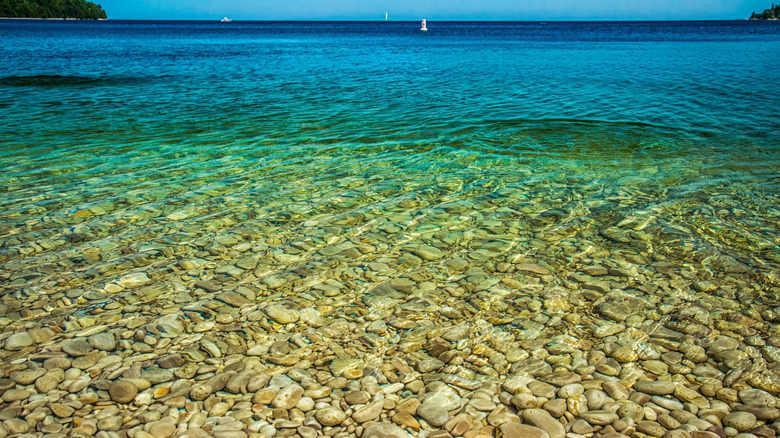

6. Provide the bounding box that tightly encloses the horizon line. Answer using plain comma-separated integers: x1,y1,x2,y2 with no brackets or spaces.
2,17,760,22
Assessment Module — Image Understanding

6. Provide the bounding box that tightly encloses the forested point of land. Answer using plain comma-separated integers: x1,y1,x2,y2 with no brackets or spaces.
750,3,780,19
0,0,107,19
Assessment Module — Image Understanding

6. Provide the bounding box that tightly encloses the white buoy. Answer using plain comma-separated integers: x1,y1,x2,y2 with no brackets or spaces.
421,19,428,31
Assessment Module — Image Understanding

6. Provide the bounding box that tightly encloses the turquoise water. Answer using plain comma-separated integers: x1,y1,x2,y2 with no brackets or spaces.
1,20,780,311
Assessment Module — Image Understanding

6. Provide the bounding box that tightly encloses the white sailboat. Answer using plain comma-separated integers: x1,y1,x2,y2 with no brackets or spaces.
385,12,388,21
420,18,428,31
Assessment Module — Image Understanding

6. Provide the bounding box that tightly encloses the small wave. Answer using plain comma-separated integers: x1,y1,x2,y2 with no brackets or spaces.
0,75,103,87
0,74,155,87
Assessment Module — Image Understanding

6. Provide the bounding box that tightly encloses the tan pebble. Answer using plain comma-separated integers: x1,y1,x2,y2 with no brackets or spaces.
392,412,420,431
343,369,363,379
109,381,138,404
149,417,176,438
2,388,31,402
154,386,171,398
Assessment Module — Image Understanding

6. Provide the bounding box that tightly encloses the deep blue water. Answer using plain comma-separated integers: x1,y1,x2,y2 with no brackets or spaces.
1,20,780,287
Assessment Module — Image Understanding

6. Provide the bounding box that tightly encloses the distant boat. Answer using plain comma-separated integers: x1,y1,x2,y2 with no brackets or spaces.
385,12,388,21
221,17,232,22
421,18,427,31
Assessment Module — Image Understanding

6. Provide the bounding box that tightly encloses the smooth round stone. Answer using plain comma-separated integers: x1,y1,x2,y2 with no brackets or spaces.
603,381,630,400
570,419,593,435
344,390,370,405
10,369,46,385
634,380,676,395
4,332,34,351
412,245,443,261
421,391,462,411
739,389,776,407
315,407,347,427
265,305,300,324
3,418,29,434
580,410,619,425
528,381,556,398
362,423,408,438
109,381,138,403
209,402,229,417
511,393,538,409
722,412,757,432
44,357,72,370
543,399,567,418
149,417,176,438
3,389,31,402
652,396,684,411
612,345,639,363
272,385,304,410
352,400,384,423
522,409,565,438
585,389,608,410
35,375,60,393
498,422,550,438
143,368,174,384
97,416,123,432
636,420,666,437
88,332,117,351
417,403,449,427
63,339,94,357
51,403,76,418
214,432,247,438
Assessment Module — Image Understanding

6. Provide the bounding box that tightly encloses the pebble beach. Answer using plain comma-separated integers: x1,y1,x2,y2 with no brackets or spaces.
2,19,780,438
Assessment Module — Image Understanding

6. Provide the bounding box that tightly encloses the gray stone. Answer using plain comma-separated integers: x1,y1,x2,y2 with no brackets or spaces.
156,354,185,369
109,380,138,403
142,368,174,384
88,332,117,351
4,332,34,351
63,339,93,357
417,402,449,427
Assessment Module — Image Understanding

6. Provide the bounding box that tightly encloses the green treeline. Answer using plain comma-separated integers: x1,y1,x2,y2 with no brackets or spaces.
0,0,107,19
750,3,780,19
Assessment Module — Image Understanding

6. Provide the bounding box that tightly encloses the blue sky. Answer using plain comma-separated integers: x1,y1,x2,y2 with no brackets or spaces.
99,0,771,21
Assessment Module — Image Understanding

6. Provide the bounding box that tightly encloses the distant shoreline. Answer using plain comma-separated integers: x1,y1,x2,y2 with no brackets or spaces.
0,17,107,20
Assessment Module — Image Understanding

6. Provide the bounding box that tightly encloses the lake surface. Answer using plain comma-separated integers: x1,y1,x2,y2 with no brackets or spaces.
1,19,780,434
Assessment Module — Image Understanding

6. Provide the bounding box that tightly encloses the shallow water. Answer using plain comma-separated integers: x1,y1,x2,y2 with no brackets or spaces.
1,20,780,332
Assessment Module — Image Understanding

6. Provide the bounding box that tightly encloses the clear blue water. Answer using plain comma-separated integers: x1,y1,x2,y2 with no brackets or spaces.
1,20,780,301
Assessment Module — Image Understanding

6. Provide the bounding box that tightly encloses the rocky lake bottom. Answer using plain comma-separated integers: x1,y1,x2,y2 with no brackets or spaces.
1,138,780,438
